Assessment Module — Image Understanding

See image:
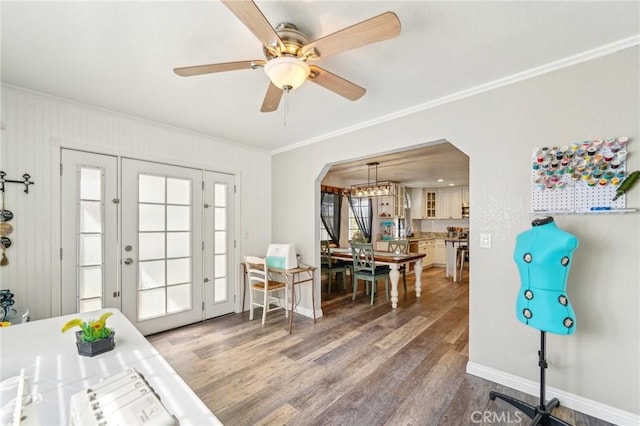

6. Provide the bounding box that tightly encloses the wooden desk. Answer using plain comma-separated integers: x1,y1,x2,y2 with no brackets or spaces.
331,248,426,309
0,309,221,425
267,265,317,334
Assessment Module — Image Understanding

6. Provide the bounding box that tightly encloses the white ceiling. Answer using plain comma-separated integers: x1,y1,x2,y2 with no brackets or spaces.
2,1,639,156
324,141,470,188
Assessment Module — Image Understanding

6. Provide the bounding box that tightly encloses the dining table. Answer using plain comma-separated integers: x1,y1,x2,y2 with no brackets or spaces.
330,248,426,309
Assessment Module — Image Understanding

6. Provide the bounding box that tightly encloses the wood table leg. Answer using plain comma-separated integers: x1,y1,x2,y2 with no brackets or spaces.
413,258,423,297
288,274,294,334
241,263,247,313
389,265,400,309
311,271,316,324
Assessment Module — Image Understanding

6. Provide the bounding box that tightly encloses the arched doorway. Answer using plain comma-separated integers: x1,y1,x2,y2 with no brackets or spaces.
317,140,470,309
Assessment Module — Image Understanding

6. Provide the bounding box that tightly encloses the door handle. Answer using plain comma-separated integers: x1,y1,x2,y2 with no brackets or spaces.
124,257,134,265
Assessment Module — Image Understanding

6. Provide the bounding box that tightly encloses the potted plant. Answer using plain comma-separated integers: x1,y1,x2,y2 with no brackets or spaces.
61,312,115,357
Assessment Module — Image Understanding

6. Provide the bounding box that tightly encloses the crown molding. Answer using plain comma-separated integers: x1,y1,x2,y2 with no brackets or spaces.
272,34,640,156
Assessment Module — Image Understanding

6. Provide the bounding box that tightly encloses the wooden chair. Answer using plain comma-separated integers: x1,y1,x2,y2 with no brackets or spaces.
387,239,409,293
245,256,287,324
350,243,390,305
320,240,348,293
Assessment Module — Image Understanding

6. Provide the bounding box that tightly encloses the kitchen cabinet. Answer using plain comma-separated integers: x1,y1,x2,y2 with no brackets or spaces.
436,187,463,219
410,187,423,219
378,183,406,218
394,184,406,218
376,241,389,251
378,195,394,218
409,241,419,254
417,240,435,267
424,190,437,218
434,239,446,264
412,187,467,219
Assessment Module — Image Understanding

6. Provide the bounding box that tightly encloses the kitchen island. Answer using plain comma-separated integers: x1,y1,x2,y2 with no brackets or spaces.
444,238,469,282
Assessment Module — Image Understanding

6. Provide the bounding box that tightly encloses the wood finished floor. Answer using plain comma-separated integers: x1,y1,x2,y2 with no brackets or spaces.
149,268,612,426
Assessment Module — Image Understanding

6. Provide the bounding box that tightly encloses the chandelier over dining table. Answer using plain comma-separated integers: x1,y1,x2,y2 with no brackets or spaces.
350,162,395,197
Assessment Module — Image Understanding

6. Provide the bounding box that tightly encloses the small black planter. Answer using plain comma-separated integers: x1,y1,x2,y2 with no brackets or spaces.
75,331,116,357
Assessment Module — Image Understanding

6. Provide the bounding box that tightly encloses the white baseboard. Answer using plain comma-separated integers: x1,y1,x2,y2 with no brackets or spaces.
293,305,323,320
260,300,323,320
467,361,639,425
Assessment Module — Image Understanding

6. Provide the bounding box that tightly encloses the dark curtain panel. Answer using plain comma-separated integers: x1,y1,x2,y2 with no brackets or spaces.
347,194,373,242
321,192,342,245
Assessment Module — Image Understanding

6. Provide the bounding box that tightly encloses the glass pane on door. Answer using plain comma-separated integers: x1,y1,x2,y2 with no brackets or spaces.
137,174,193,321
213,184,227,302
61,150,118,316
78,167,104,312
203,170,235,319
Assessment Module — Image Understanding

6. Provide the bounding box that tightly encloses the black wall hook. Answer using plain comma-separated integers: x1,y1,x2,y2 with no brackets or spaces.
0,171,35,194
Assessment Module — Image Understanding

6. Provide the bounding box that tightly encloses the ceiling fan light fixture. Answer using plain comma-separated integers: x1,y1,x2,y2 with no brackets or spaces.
264,56,310,90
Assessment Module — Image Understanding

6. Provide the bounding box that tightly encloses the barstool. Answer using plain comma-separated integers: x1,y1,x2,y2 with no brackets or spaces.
457,245,469,283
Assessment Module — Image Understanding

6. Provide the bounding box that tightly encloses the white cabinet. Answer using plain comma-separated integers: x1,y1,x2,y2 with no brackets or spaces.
424,190,437,218
378,195,394,218
417,239,435,268
378,183,406,218
436,187,463,219
412,187,468,219
394,184,406,218
436,189,451,219
410,187,423,219
434,239,446,264
376,241,389,251
462,186,469,204
427,241,435,267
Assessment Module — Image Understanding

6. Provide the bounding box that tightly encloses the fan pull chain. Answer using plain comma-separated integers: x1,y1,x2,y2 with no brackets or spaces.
283,86,290,126
0,191,7,266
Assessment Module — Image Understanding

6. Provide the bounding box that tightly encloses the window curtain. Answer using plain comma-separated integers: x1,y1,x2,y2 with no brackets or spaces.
347,194,373,242
321,191,342,245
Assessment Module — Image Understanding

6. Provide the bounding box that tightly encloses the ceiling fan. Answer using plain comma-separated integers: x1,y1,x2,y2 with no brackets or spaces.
174,0,401,112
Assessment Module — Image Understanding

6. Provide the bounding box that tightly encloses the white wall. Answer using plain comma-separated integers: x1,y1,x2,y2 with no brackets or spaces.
272,47,639,419
0,85,272,320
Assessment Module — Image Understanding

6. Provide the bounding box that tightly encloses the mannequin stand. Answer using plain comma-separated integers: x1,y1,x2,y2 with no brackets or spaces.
489,331,572,426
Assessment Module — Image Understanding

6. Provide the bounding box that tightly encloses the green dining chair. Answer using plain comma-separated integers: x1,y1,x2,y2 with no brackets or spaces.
320,240,348,293
350,242,390,305
387,239,409,293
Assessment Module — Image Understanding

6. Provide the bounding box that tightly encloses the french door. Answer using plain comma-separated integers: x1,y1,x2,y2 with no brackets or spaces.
203,171,235,318
121,158,204,335
61,150,119,315
61,150,236,335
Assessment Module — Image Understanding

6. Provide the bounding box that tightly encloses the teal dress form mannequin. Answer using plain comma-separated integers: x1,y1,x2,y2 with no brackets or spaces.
514,217,579,335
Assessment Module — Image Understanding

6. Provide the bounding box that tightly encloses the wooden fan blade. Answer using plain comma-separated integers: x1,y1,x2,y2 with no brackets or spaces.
221,0,283,52
174,60,264,77
308,66,366,101
302,12,400,59
261,82,284,112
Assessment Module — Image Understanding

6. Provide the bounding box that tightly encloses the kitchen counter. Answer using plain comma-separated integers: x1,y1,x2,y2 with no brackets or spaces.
408,233,448,242
444,237,468,243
